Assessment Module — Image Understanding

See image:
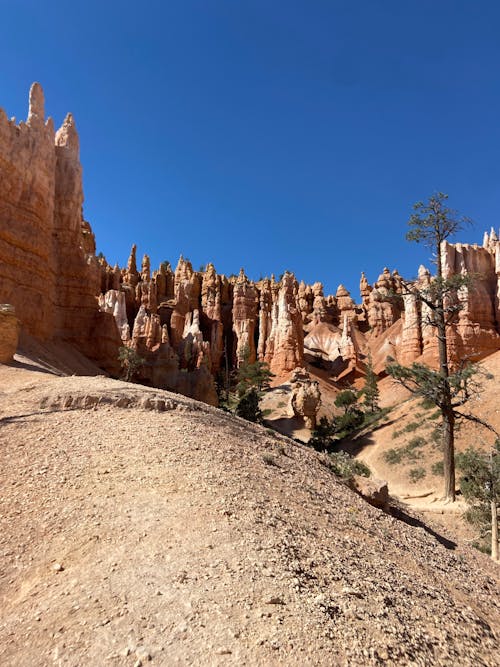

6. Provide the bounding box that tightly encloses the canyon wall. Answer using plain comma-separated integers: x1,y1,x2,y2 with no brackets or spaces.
1,85,499,405
0,83,117,371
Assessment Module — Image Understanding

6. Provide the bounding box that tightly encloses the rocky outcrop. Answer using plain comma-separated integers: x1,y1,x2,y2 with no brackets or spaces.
232,269,258,365
0,304,20,363
441,236,500,361
365,268,402,337
290,368,321,429
0,83,114,369
351,475,389,509
264,272,304,376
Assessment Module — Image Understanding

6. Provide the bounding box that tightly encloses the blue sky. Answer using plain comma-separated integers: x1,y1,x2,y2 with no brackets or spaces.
1,0,500,297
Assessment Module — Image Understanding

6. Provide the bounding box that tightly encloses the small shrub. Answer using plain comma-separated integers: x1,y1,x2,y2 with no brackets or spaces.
428,410,441,421
431,461,444,476
262,453,279,467
430,426,442,447
408,467,426,483
327,451,370,481
403,421,420,433
384,448,403,465
472,541,491,555
407,436,426,450
419,398,435,410
392,430,401,440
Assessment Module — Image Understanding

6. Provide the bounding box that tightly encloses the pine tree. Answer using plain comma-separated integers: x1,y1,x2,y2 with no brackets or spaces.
334,389,358,414
236,346,274,397
456,441,500,561
387,192,477,502
233,345,274,423
235,387,263,423
118,346,145,382
361,355,380,413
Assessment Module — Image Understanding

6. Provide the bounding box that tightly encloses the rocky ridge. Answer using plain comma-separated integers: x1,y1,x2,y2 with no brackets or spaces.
0,367,498,665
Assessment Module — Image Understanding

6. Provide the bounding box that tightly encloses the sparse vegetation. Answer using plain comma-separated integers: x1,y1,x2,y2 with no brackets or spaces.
118,346,145,382
403,421,420,433
319,450,370,482
262,452,279,466
431,461,444,476
407,435,426,450
409,467,426,483
430,425,442,446
384,448,403,465
384,436,426,465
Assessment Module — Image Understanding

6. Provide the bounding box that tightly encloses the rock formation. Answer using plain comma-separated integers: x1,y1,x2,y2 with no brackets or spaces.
232,269,259,365
290,368,321,429
264,272,304,375
0,304,20,363
0,83,118,371
1,84,499,406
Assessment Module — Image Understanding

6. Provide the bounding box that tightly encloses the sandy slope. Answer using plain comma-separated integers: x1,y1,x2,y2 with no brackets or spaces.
0,356,499,666
342,351,500,531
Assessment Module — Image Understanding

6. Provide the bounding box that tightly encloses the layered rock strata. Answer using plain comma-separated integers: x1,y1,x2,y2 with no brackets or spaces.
0,83,117,370
1,85,499,405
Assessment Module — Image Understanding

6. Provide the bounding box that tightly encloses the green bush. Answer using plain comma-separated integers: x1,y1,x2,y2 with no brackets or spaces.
309,416,337,451
430,426,442,447
118,346,145,382
324,451,370,481
384,448,403,465
403,421,420,433
431,460,444,476
407,436,426,450
335,409,364,436
235,387,263,423
409,467,426,483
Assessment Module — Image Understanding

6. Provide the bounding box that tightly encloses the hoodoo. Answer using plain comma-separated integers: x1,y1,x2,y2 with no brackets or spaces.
1,85,499,405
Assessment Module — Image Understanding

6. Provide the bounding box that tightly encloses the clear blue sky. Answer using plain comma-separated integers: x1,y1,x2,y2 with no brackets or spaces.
1,0,500,297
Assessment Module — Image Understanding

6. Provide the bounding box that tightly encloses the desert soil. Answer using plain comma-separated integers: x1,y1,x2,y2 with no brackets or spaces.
0,348,499,666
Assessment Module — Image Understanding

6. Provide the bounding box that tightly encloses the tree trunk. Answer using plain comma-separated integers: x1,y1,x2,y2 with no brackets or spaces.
436,240,456,502
492,497,499,562
442,409,456,502
491,450,499,561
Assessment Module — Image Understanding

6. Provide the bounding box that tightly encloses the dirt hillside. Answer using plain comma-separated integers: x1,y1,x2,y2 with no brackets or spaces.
0,356,499,666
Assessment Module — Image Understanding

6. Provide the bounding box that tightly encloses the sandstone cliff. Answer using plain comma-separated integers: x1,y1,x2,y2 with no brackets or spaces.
0,83,118,372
